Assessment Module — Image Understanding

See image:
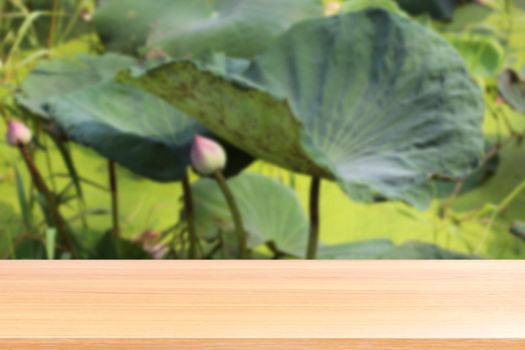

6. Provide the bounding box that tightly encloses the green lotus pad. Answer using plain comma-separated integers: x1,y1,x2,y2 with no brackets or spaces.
93,0,322,58
319,240,477,259
122,10,484,208
192,173,308,256
17,54,251,181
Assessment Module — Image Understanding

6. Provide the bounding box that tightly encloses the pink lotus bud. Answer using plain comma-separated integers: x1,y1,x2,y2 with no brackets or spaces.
6,119,32,146
475,0,496,5
145,242,167,259
325,1,342,16
135,230,167,259
80,8,92,22
190,135,227,175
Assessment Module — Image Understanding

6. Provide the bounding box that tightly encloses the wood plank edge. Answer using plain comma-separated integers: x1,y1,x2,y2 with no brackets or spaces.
1,339,524,349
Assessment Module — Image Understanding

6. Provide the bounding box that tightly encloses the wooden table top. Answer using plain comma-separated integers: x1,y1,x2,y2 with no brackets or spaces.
1,261,524,349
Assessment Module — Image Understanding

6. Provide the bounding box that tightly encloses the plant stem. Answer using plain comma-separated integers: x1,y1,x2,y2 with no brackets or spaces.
42,135,57,193
60,0,90,42
306,176,321,259
19,144,73,254
504,0,513,53
108,160,120,239
214,171,248,259
47,0,60,48
182,173,198,259
63,142,89,229
476,178,525,254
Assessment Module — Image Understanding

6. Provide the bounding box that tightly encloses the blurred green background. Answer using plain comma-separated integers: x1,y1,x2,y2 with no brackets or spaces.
1,0,524,258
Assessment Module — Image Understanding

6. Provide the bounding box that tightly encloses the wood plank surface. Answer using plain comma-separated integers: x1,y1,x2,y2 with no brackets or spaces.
0,261,524,349
0,339,524,350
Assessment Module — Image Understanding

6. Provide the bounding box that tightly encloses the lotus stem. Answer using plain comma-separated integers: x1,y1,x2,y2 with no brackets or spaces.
306,176,321,259
505,0,512,13
61,142,89,229
213,171,248,259
43,135,57,193
19,144,74,255
182,173,198,259
48,0,60,48
108,160,120,239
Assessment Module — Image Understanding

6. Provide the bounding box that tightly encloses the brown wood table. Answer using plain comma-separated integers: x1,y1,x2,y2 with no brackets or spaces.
0,261,524,349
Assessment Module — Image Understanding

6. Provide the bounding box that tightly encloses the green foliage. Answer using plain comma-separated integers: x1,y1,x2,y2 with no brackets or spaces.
319,240,477,258
45,228,56,259
319,239,395,258
17,54,252,181
380,241,477,258
446,33,505,77
192,173,308,257
434,142,500,197
0,0,523,260
18,54,134,113
510,221,525,241
341,0,407,16
13,165,33,230
394,0,470,21
439,3,494,31
0,0,91,50
0,202,19,258
89,231,149,259
13,237,46,259
124,10,484,209
94,0,323,58
498,69,525,114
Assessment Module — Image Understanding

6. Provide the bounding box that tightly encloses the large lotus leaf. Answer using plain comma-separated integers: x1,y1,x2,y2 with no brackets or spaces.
123,10,484,209
18,54,135,117
379,241,477,259
318,240,395,259
93,0,322,58
17,54,251,181
192,173,308,256
320,240,477,259
446,33,505,78
498,69,525,115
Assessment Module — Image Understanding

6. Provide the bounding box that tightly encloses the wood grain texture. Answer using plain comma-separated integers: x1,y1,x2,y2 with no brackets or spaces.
0,339,524,350
0,261,524,349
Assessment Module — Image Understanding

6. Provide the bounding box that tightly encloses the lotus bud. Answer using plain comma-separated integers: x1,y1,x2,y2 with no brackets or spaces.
6,119,32,146
324,1,342,16
80,8,92,22
135,230,167,259
190,135,227,175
